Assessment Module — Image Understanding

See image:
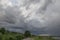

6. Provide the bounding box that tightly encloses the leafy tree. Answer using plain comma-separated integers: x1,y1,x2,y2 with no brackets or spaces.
0,28,6,34
24,31,31,38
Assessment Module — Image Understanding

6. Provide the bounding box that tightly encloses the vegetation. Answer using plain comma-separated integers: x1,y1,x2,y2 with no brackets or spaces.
0,27,56,40
24,31,31,38
0,28,24,40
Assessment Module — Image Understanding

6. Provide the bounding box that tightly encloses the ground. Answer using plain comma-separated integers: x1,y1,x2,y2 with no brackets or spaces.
23,37,55,40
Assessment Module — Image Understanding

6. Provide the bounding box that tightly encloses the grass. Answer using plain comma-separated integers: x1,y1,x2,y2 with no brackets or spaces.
31,36,55,40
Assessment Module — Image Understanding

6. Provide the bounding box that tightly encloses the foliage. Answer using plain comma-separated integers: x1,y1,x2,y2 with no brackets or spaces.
24,31,31,38
0,28,6,34
0,28,24,40
0,28,56,40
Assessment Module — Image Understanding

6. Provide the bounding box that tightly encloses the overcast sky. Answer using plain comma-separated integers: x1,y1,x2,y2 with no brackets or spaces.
0,0,60,35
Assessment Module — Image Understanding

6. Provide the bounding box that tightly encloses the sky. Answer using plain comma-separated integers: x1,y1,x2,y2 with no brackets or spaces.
0,0,60,36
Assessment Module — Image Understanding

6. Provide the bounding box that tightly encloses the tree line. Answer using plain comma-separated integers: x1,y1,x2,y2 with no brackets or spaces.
0,27,32,40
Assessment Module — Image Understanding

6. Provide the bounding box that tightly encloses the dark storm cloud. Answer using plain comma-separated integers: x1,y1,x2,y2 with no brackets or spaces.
45,17,60,36
0,7,16,24
0,4,25,28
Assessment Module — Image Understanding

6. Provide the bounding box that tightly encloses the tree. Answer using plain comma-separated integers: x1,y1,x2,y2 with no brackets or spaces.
24,31,31,38
0,28,6,34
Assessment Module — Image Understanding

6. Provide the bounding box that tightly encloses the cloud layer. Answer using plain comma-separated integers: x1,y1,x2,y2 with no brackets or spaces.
0,0,60,35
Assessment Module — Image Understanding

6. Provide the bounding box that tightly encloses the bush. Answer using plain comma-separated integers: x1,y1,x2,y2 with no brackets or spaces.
9,37,16,40
16,35,23,40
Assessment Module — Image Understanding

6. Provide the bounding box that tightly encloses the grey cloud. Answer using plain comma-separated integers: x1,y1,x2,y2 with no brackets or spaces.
23,0,52,12
44,16,60,36
23,0,40,6
22,0,40,10
36,0,52,14
0,5,3,11
0,0,60,36
3,14,16,24
0,4,25,27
